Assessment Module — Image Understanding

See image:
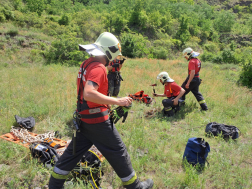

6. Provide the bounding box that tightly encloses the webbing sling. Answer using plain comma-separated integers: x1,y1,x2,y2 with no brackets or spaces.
77,60,96,111
194,58,201,77
199,138,209,166
170,84,173,97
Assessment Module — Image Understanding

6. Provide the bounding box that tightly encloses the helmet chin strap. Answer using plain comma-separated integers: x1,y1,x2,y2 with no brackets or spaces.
104,56,110,66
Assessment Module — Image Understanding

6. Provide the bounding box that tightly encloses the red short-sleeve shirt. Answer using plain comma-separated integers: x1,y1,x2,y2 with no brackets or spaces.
188,58,201,76
77,57,108,109
164,82,181,98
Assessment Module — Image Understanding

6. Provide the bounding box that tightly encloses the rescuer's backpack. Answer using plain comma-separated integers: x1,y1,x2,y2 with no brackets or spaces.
128,90,153,105
205,122,240,140
72,150,103,189
30,143,60,168
183,138,210,167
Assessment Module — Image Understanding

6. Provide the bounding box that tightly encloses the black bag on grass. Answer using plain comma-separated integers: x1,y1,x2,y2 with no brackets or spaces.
183,137,210,167
205,122,240,140
15,115,35,130
30,143,59,168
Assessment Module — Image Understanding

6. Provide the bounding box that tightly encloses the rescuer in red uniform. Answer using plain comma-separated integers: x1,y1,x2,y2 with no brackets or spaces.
107,55,126,97
181,47,208,111
48,32,153,189
153,71,185,117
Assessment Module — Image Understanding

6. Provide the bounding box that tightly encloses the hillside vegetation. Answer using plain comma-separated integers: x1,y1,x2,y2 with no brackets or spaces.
1,0,252,87
0,0,252,188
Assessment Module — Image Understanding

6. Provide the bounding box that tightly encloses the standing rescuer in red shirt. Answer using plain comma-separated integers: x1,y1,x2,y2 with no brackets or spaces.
181,47,208,111
107,55,126,97
153,71,185,117
48,32,153,189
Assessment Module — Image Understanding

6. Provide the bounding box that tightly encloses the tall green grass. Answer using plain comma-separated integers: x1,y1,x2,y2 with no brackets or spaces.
0,58,251,188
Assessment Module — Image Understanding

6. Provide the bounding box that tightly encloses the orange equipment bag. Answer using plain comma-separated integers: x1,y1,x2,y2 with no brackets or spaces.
128,90,153,105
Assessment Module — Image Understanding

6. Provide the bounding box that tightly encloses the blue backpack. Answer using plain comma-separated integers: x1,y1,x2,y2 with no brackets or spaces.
183,137,210,166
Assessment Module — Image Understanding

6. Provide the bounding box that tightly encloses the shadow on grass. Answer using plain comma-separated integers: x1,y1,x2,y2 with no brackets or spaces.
145,102,198,123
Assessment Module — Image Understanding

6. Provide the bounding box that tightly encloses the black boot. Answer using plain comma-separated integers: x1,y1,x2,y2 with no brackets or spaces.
124,178,153,189
163,107,174,117
200,103,208,111
178,99,185,107
139,179,154,189
173,105,181,113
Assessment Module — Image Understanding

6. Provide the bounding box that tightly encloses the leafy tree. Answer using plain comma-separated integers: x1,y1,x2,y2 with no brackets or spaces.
45,35,86,66
120,32,150,58
129,0,144,26
175,16,190,47
247,16,252,35
213,10,236,33
25,0,45,16
58,14,70,26
239,60,252,88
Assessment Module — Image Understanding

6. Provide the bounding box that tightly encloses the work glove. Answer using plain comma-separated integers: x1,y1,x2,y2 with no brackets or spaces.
110,104,132,124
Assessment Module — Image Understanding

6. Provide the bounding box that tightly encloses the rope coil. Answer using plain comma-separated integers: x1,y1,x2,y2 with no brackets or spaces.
10,126,55,143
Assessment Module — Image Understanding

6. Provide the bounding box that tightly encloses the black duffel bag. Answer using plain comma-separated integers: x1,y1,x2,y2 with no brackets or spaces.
205,122,240,140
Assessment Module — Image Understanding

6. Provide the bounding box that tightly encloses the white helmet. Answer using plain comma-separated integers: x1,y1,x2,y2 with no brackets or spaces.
79,32,122,61
157,72,174,83
182,47,200,59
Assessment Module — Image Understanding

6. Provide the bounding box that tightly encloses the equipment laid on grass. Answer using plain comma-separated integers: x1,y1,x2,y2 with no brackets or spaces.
0,126,68,155
110,104,132,124
1,127,105,187
183,137,210,168
205,122,240,140
128,90,154,105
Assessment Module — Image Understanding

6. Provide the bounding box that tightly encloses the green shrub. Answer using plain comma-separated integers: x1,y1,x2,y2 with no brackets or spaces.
129,0,143,26
239,60,252,88
15,36,25,45
2,9,15,20
175,16,190,47
6,27,18,36
0,12,6,22
221,49,241,64
152,47,168,60
201,52,215,62
114,16,129,34
58,14,70,26
212,54,223,64
120,32,150,58
25,0,45,16
14,12,44,28
45,36,86,66
213,10,236,32
203,42,219,53
0,7,15,22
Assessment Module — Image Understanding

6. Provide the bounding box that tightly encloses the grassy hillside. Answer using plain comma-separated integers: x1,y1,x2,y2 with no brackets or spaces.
0,58,252,188
0,0,252,188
